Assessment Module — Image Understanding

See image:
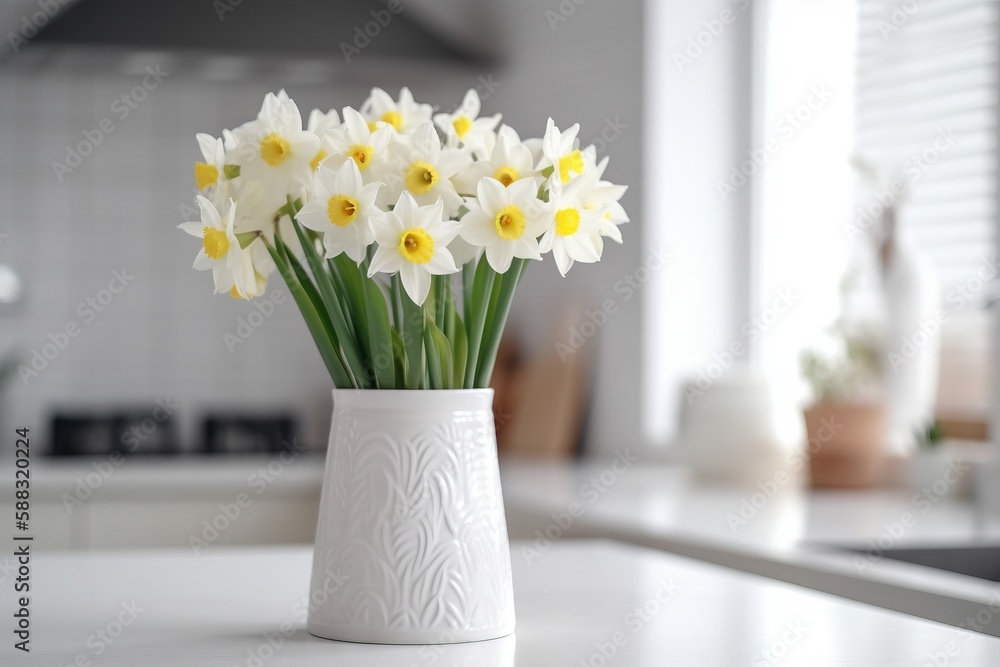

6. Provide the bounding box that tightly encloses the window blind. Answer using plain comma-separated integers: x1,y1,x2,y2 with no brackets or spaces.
855,0,999,289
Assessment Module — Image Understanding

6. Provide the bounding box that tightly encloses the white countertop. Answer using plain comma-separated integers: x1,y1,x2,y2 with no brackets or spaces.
499,461,1000,636
10,540,1000,666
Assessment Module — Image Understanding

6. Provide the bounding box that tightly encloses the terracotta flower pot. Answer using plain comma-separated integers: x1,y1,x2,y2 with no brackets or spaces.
804,402,886,488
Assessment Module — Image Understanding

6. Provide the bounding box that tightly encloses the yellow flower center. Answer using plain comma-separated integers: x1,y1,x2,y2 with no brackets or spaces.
453,116,473,138
327,194,359,227
380,111,402,131
194,162,219,190
493,165,519,187
555,208,581,236
203,227,230,260
398,228,434,264
260,133,291,166
367,121,378,133
494,205,526,240
405,161,439,194
229,285,242,299
349,144,373,171
310,149,328,172
558,149,584,184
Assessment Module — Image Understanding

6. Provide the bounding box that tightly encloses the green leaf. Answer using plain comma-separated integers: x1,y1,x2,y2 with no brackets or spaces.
476,258,527,388
395,273,425,389
330,254,369,362
540,165,554,178
264,239,353,388
464,256,495,388
450,307,468,389
363,273,395,389
424,314,453,390
390,327,407,384
289,219,371,388
223,164,241,179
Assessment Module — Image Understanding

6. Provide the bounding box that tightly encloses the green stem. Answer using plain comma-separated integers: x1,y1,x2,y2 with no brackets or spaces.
463,257,495,389
475,258,527,388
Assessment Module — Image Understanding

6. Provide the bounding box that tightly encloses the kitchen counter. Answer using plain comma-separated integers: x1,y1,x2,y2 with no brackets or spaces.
12,540,1000,666
500,460,1000,637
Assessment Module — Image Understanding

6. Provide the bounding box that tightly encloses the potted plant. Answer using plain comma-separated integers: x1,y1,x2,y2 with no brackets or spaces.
800,321,886,488
177,88,628,644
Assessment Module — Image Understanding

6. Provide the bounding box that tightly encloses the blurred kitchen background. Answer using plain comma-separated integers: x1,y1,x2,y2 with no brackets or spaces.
2,0,1000,563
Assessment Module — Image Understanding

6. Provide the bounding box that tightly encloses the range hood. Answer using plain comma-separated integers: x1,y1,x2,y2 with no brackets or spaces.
2,0,501,67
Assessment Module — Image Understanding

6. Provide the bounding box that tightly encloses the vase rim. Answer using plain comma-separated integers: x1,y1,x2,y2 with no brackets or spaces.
331,387,494,410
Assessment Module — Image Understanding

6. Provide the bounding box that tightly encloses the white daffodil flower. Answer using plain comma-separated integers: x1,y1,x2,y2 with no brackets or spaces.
454,125,540,196
361,86,433,135
306,108,341,173
368,193,460,305
387,122,470,216
178,196,246,296
433,89,501,158
537,118,596,185
194,133,226,192
580,156,629,255
296,159,380,264
322,107,393,192
228,90,319,198
539,173,605,277
459,177,549,274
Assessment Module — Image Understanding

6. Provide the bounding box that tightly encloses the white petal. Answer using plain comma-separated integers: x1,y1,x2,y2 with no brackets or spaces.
426,248,458,275
552,242,573,276
460,89,481,118
477,177,507,214
196,195,222,229
459,210,497,247
336,158,363,195
368,244,402,276
178,221,205,237
296,202,331,234
192,249,212,271
486,241,514,274
401,263,431,305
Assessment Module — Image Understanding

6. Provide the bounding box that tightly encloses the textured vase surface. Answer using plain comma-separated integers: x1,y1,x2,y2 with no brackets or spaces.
307,388,515,644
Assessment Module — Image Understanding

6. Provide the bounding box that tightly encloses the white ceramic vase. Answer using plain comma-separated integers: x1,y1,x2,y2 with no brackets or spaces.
307,388,515,645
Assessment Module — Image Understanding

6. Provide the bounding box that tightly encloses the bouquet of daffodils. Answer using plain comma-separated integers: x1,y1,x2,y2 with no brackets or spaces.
179,87,628,389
